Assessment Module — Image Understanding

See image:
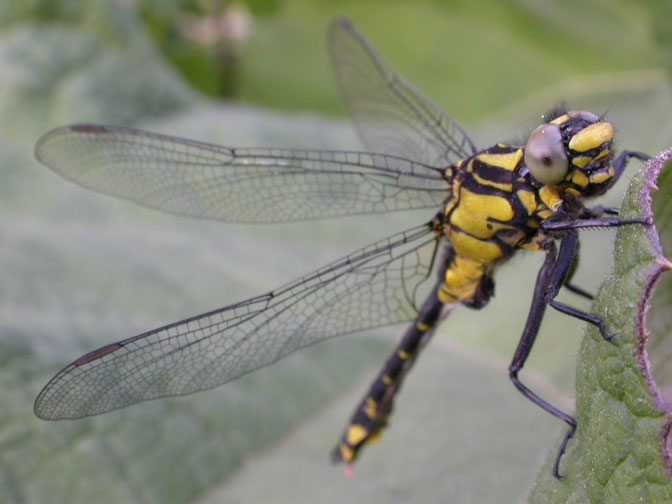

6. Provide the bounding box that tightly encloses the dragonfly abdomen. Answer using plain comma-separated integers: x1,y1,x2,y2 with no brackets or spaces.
332,284,445,464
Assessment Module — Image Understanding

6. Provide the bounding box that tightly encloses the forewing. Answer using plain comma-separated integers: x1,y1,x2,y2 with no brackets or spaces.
34,225,440,419
35,124,448,223
329,18,477,168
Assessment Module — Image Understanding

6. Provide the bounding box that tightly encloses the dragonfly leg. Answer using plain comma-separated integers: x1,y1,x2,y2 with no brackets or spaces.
561,236,594,300
560,186,650,298
584,205,619,217
509,242,577,479
612,150,650,184
331,284,445,464
544,230,616,342
564,282,594,300
541,215,651,232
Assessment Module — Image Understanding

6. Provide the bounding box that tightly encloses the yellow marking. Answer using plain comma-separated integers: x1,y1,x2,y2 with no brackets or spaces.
517,189,537,216
439,281,478,303
444,269,466,287
572,156,592,168
339,444,354,462
566,187,581,196
382,375,393,386
570,169,589,187
444,269,467,286
437,283,478,303
521,233,547,251
346,425,368,446
437,288,453,303
398,350,409,360
476,149,523,171
450,188,514,239
568,122,613,153
574,149,610,169
416,321,431,332
520,241,542,251
363,398,378,419
536,208,553,220
538,186,562,212
450,231,504,263
367,431,383,444
439,256,486,302
442,177,462,219
596,150,609,161
590,169,612,185
443,196,459,219
550,114,569,125
472,171,513,192
454,255,486,279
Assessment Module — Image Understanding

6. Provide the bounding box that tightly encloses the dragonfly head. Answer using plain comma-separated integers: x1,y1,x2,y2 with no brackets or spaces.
524,110,615,197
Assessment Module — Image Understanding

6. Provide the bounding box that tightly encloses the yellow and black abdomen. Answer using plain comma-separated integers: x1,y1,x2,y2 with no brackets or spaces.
439,144,541,305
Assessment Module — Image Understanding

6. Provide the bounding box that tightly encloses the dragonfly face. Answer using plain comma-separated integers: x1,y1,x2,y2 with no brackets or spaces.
33,17,649,480
527,110,616,197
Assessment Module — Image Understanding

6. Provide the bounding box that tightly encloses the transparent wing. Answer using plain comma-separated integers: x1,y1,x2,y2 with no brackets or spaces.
35,124,449,223
34,224,440,419
329,18,477,168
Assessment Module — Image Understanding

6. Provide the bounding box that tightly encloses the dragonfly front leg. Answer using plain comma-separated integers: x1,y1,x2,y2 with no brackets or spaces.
612,150,651,183
540,193,654,340
508,242,577,479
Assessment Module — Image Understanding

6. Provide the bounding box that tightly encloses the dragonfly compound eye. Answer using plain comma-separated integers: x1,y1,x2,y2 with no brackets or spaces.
524,123,569,186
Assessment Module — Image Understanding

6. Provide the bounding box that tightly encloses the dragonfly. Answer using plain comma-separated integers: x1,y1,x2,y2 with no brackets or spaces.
34,18,650,478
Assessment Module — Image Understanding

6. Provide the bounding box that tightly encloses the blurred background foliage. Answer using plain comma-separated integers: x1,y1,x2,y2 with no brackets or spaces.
1,0,672,503
135,0,670,119
6,0,672,121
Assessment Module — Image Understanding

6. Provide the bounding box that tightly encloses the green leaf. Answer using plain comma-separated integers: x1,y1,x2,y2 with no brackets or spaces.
529,152,672,502
0,0,194,137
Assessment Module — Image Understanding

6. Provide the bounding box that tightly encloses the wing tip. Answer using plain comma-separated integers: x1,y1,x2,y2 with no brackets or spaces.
33,384,62,421
329,17,357,41
34,124,110,165
333,16,353,30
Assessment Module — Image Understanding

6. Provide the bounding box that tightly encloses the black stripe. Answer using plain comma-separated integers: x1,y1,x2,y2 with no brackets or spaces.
482,144,520,155
471,158,517,186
